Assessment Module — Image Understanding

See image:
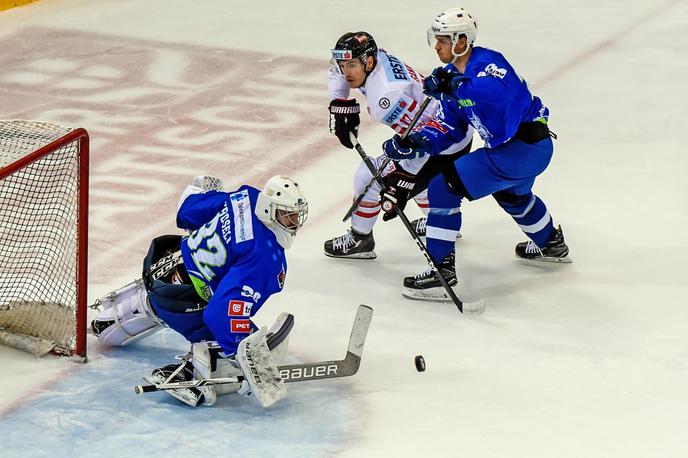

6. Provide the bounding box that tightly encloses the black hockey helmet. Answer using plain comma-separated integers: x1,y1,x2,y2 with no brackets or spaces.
331,31,378,65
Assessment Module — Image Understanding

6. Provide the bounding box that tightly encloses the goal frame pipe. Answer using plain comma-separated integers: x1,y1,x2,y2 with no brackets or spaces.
0,128,90,358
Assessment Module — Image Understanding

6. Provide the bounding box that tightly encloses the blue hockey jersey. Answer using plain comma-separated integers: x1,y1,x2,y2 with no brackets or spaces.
420,46,549,151
177,185,287,353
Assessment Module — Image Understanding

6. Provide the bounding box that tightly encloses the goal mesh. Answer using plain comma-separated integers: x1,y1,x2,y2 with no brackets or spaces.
0,120,89,357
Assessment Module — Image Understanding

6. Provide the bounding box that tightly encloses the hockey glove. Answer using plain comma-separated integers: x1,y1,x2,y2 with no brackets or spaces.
423,67,469,102
380,164,415,222
329,98,361,149
382,133,431,161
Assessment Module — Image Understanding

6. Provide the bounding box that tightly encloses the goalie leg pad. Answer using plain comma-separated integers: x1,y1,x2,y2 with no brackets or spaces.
91,279,165,346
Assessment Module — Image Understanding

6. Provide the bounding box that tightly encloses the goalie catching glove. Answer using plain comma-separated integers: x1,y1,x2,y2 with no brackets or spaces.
329,98,361,149
380,164,416,221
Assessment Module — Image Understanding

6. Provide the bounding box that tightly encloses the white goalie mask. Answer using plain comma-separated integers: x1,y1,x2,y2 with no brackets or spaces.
427,7,478,59
255,175,308,249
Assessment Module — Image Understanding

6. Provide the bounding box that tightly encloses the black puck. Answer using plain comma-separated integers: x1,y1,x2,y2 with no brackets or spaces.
414,355,426,372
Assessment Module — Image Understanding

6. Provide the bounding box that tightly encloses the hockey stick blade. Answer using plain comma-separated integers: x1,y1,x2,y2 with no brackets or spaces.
278,304,372,382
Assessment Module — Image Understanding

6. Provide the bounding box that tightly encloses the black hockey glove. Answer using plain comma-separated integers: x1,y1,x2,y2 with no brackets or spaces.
380,164,416,222
329,98,361,149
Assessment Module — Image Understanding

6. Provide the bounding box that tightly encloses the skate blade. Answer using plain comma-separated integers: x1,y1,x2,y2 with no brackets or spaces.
324,251,377,260
402,286,453,303
402,288,486,314
515,254,572,264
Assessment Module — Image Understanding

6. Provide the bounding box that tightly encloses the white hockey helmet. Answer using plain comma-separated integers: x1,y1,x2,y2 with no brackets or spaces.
427,7,478,59
255,175,308,249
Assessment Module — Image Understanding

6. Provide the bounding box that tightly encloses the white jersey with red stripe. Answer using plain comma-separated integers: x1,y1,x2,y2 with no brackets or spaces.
328,49,472,173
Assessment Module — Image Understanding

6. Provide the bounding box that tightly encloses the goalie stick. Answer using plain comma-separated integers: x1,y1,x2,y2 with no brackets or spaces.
350,136,485,314
342,97,433,222
134,304,373,395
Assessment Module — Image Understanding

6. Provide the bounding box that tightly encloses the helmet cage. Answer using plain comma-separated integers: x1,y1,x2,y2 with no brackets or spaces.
271,200,308,235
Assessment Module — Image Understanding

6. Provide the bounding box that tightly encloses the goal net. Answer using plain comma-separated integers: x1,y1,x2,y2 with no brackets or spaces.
0,120,89,357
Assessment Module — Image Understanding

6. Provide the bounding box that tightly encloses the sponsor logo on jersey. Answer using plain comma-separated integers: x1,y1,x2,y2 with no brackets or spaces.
241,284,261,302
384,98,410,125
277,268,286,289
228,299,253,316
231,319,252,333
378,97,390,109
420,120,449,134
382,53,409,82
230,189,254,243
469,112,493,146
477,63,507,79
406,64,421,83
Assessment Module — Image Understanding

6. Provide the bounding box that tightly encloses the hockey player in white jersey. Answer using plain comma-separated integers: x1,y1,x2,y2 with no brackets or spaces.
324,31,473,259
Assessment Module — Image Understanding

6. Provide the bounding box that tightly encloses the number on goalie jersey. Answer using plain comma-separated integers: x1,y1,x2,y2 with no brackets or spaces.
90,175,308,356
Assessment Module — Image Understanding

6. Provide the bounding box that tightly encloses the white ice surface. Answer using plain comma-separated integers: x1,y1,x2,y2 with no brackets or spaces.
1,0,688,457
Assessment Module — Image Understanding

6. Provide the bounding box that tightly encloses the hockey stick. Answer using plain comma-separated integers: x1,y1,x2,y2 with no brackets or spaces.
134,305,373,394
351,139,485,314
342,97,433,222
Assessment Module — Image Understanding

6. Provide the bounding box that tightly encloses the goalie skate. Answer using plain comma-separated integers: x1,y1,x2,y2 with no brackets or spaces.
143,360,216,407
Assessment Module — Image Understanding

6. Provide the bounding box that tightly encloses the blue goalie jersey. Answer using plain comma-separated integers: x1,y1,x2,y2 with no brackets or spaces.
176,185,287,353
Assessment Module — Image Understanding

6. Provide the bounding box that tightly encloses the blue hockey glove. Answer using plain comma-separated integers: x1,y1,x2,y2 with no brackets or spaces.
382,133,430,161
423,67,470,102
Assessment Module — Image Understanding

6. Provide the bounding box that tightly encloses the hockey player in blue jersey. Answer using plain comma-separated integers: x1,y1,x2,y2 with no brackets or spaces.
90,175,308,406
382,7,571,301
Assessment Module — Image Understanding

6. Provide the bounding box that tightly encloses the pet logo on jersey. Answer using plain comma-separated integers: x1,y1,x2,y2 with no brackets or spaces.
379,97,390,109
230,189,254,243
241,284,261,302
277,268,286,289
228,299,253,316
231,319,252,333
477,63,507,79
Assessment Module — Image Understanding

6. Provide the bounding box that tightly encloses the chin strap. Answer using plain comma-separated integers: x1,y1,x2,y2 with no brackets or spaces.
451,45,471,63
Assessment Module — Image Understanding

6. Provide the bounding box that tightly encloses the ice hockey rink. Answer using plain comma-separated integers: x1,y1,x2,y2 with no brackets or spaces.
1,0,687,456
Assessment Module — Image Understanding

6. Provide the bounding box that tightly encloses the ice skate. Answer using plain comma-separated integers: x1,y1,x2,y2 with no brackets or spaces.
402,251,457,302
324,229,376,259
515,225,571,263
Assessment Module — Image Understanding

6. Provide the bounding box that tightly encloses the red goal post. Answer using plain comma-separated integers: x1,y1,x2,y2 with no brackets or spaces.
0,120,89,358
